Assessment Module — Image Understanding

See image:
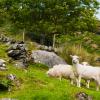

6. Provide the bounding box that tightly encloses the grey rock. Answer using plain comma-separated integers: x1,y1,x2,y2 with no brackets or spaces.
48,46,53,51
7,74,16,81
31,50,66,67
75,92,93,100
7,41,28,68
15,59,28,68
7,50,22,60
0,59,6,67
0,67,8,71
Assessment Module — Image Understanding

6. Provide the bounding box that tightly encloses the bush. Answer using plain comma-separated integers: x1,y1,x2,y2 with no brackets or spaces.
56,32,100,54
0,78,11,91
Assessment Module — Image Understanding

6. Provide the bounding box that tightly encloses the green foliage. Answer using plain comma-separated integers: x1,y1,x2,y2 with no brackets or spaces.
56,32,100,54
0,0,99,41
0,43,99,99
0,63,100,100
0,78,11,88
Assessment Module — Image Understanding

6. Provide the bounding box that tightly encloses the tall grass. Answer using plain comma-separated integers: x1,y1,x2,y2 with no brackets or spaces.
57,43,99,66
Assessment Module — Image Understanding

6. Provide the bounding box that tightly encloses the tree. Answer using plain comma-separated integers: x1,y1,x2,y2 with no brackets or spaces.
0,0,99,45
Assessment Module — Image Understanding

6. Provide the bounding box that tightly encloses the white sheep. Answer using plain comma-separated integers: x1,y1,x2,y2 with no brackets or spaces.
70,55,100,91
81,61,91,88
81,62,89,66
47,64,75,85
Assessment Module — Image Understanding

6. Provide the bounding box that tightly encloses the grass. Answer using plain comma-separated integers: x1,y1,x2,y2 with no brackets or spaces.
0,64,100,100
0,63,99,100
0,41,100,100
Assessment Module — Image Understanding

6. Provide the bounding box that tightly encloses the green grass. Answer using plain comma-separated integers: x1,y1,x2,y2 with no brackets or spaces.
0,41,100,100
0,63,100,100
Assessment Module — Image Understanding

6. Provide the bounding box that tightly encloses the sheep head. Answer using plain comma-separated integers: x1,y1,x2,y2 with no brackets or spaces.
70,55,79,64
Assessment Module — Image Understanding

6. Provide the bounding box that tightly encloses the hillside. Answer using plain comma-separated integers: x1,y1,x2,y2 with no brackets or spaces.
0,0,100,99
0,42,100,100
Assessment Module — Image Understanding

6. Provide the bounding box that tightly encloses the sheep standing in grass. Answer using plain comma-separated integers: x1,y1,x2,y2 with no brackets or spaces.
47,64,75,85
81,62,90,89
70,55,100,91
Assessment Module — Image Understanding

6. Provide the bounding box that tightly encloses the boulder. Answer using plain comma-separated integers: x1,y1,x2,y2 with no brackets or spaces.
75,92,93,100
0,59,6,67
31,50,66,67
7,42,28,68
7,50,22,60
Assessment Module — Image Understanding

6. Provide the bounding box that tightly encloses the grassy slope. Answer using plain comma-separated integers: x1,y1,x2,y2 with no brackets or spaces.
0,44,100,100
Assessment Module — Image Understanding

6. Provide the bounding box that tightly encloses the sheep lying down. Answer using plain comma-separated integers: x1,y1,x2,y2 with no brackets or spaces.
46,64,75,85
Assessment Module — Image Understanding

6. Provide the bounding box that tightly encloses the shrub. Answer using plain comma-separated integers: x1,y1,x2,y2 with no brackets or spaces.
0,78,11,91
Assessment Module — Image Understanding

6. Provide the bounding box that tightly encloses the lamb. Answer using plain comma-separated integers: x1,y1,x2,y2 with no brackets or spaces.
70,55,100,91
46,64,75,85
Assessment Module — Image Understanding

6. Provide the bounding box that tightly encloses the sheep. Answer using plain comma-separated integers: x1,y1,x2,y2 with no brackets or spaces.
70,55,100,91
46,64,75,85
81,61,91,88
81,62,89,66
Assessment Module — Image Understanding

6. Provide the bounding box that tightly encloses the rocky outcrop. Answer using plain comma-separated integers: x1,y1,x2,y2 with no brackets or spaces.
7,41,28,68
31,50,67,67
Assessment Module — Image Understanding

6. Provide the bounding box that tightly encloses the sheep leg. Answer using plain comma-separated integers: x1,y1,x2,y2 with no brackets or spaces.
96,80,100,91
96,86,99,91
86,80,90,88
78,76,81,87
76,78,79,87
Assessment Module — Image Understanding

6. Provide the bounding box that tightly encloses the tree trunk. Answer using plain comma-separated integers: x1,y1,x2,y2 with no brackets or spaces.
23,28,25,42
53,34,56,48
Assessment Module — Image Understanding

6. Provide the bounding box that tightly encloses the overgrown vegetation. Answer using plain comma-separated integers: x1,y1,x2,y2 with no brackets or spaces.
56,32,100,53
0,0,100,43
